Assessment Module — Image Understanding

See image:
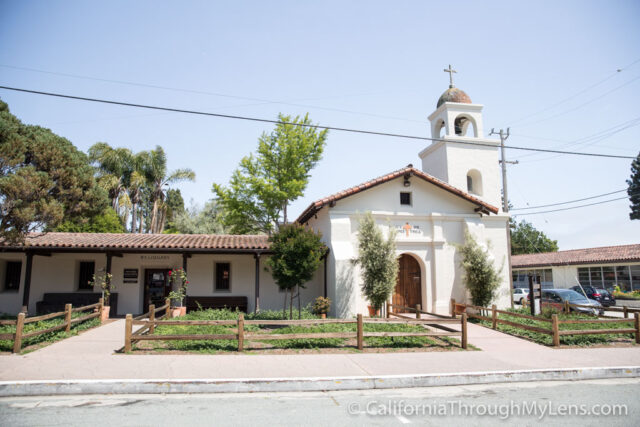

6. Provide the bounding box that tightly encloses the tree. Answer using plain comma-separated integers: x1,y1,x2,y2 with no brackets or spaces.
266,224,325,319
164,200,226,234
628,151,640,220
457,231,503,307
353,212,398,314
140,146,195,234
88,142,134,213
510,220,559,255
55,208,125,233
0,99,107,243
213,114,328,234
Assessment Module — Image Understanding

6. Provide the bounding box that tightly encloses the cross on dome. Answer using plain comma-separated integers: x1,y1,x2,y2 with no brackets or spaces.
443,64,457,88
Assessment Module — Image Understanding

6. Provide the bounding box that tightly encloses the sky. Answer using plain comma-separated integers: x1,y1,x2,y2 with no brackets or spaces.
0,0,639,250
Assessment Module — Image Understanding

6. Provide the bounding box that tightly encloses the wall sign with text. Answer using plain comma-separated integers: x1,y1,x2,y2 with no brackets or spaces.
123,268,139,283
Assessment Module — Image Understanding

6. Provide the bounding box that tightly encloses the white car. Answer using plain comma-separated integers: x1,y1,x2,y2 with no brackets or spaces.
513,288,530,304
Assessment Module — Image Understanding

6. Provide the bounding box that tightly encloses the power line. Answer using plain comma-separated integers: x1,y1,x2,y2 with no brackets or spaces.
507,57,640,126
0,64,426,124
511,189,628,210
511,196,628,216
0,85,636,160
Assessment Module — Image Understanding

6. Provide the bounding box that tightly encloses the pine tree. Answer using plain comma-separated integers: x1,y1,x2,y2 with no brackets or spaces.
628,152,640,220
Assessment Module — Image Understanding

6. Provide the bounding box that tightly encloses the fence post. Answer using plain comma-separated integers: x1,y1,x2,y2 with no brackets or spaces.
13,313,25,353
98,298,104,324
552,314,560,347
491,304,497,329
149,304,155,334
237,313,244,352
64,303,72,333
166,298,172,319
124,314,132,352
450,298,455,317
635,313,640,345
564,300,570,314
357,313,363,350
415,304,421,320
461,313,467,349
624,306,629,319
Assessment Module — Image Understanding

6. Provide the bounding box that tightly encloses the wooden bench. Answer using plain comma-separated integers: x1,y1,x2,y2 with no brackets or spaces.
185,296,248,313
36,292,118,316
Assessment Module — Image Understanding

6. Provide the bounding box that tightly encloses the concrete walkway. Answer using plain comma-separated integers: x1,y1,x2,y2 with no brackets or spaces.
0,318,639,382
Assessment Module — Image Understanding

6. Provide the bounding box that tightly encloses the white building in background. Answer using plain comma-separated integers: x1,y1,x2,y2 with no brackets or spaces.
512,244,640,291
0,72,512,317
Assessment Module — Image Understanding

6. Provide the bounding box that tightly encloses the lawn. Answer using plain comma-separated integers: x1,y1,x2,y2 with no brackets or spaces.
470,307,636,347
0,312,101,353
132,308,467,354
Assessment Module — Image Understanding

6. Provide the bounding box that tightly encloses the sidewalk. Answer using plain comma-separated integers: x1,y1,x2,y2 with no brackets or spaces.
1,318,639,382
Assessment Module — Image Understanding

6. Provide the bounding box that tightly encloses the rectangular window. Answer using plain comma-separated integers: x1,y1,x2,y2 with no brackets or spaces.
400,192,411,205
78,261,95,290
631,265,640,291
215,262,231,291
578,267,590,286
602,266,616,291
616,266,631,292
590,267,603,287
4,261,21,291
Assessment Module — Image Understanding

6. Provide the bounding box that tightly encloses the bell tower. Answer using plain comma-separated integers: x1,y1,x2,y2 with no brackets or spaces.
419,65,502,210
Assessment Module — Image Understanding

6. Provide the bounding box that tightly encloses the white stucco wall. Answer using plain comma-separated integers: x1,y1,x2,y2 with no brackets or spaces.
305,175,511,318
0,251,324,316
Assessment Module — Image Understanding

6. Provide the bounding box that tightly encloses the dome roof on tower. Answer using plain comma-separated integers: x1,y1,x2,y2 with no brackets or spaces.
437,87,472,108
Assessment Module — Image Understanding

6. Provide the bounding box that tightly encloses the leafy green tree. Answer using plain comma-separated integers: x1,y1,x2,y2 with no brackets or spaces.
266,224,325,319
510,220,559,255
164,200,226,234
0,99,107,242
353,212,398,314
628,151,640,220
457,231,503,307
140,146,195,234
88,142,134,213
213,114,328,234
55,208,125,233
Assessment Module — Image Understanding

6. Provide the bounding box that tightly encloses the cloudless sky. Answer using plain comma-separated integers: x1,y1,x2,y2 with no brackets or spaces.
1,0,639,250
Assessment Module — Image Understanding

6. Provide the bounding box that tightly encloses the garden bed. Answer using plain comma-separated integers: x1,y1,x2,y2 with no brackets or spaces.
470,308,637,347
0,312,101,354
129,308,471,354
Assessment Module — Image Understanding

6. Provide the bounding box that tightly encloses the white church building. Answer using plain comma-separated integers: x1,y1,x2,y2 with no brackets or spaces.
0,74,512,318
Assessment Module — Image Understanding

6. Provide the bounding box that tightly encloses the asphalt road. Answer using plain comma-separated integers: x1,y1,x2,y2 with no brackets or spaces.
1,378,638,426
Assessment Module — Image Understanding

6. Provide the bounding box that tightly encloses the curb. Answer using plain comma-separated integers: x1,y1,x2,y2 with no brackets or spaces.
1,366,638,396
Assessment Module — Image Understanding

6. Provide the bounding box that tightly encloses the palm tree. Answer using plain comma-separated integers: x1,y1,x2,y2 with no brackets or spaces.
140,146,195,234
88,142,134,212
127,154,147,233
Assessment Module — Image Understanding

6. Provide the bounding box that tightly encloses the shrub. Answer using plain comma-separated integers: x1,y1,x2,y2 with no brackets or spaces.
456,231,503,307
312,297,331,315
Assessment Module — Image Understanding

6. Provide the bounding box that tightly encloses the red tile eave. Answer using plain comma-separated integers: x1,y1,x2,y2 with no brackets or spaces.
296,166,499,224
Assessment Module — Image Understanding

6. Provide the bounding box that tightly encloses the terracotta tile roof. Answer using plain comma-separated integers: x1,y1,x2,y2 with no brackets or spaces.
511,244,640,268
296,165,499,223
0,233,270,252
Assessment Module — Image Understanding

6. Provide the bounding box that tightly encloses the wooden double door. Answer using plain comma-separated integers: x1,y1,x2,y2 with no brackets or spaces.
393,254,422,312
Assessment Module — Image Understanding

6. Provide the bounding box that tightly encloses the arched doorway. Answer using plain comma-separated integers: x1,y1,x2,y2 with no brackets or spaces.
393,254,422,312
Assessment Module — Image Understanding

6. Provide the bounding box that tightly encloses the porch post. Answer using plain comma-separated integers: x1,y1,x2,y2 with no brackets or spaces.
323,253,328,298
182,253,189,273
254,252,260,313
21,251,34,313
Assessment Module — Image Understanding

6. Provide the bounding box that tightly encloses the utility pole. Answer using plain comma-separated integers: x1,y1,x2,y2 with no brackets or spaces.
490,128,518,212
490,127,518,308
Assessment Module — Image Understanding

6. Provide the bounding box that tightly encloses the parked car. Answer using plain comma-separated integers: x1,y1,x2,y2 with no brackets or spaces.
541,289,603,315
513,288,530,304
570,285,615,307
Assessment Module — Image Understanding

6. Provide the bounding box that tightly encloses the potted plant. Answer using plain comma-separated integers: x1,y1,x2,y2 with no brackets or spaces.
168,268,189,317
312,296,331,319
90,272,114,322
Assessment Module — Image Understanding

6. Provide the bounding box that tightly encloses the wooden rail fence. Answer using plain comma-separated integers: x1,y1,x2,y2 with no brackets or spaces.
451,299,640,347
0,299,104,353
124,304,469,352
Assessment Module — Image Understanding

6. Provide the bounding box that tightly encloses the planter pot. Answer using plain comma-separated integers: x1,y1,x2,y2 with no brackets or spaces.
172,307,186,317
320,313,327,319
367,306,380,317
101,306,111,322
